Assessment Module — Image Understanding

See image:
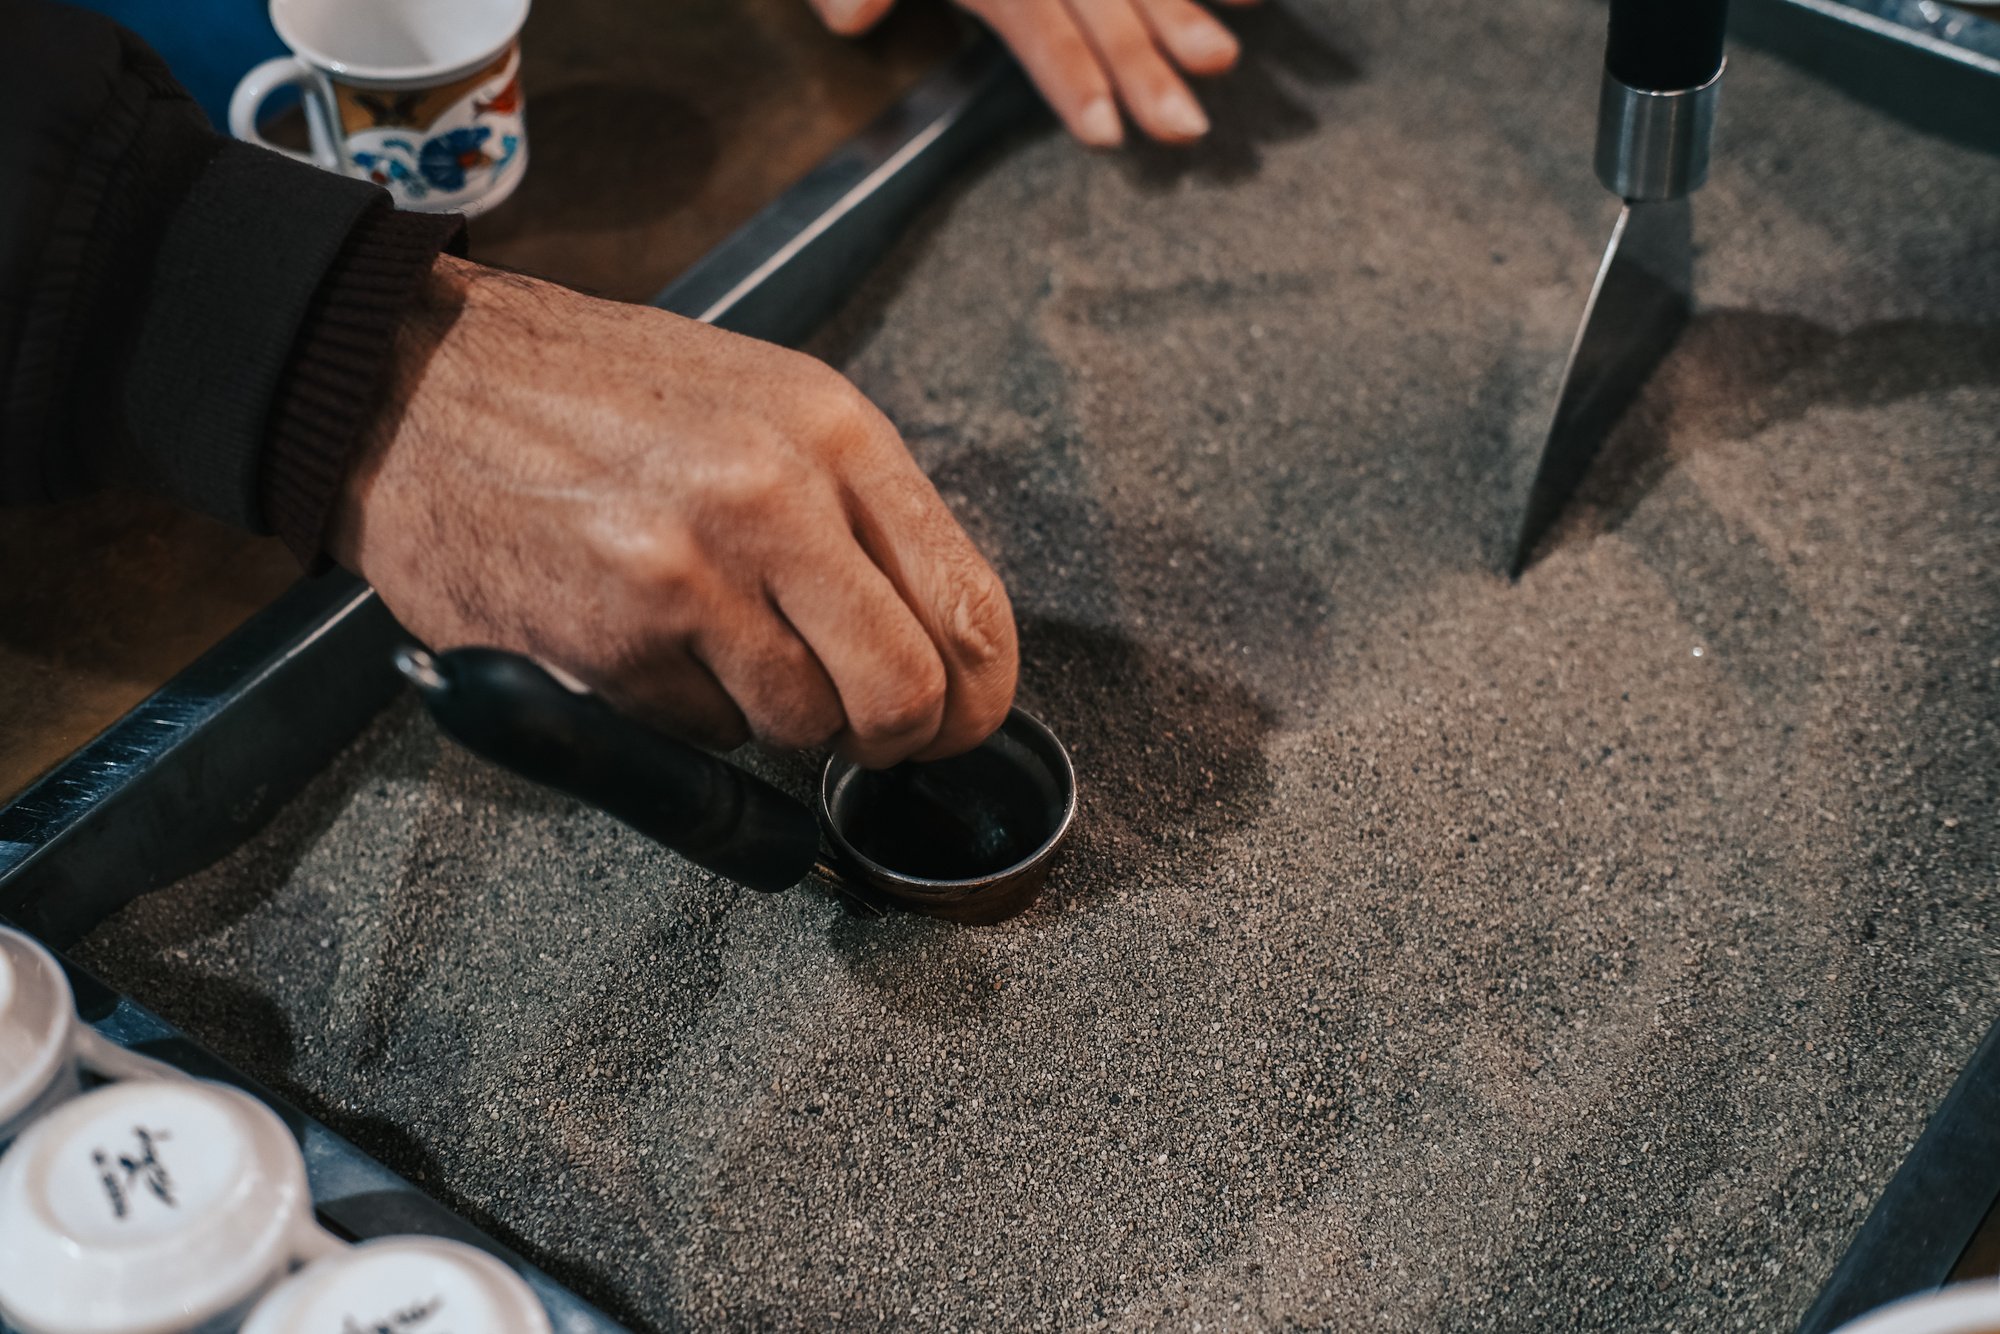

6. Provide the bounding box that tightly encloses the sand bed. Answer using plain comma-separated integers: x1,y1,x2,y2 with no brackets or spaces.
75,0,2000,1327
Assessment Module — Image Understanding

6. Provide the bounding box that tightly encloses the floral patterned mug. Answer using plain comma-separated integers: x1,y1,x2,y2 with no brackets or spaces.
229,0,530,217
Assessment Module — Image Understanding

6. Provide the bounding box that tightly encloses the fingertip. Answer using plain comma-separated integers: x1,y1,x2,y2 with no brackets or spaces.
1073,95,1126,148
916,656,1018,763
910,691,1016,763
817,0,894,35
838,723,936,771
1176,24,1240,74
1144,84,1211,142
836,662,949,770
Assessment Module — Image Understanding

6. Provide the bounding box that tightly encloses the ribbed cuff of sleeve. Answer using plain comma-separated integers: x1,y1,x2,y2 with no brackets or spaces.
260,203,466,568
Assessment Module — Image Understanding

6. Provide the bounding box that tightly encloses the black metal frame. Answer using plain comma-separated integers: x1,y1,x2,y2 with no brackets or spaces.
1796,1019,2000,1332
1733,0,2000,155
0,576,404,947
4,4,1997,1328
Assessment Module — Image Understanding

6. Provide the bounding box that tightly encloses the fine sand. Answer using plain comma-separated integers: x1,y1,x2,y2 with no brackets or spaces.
76,0,2000,1328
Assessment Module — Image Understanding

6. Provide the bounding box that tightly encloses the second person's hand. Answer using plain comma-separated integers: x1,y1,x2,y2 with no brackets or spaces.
810,0,1255,147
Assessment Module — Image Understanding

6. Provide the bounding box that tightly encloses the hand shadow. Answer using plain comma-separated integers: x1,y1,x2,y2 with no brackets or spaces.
1120,1,1363,189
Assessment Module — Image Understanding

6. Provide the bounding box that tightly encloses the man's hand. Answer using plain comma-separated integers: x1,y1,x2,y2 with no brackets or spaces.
329,255,1019,768
811,0,1253,147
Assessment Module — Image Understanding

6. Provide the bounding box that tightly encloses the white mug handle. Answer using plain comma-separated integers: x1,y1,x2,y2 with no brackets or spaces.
72,1025,188,1083
293,1219,349,1264
229,55,341,170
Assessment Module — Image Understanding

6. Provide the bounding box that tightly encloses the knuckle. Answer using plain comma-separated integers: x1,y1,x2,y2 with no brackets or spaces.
713,455,793,516
851,655,947,744
806,373,893,459
754,663,844,751
598,524,701,597
795,357,855,408
944,568,1017,673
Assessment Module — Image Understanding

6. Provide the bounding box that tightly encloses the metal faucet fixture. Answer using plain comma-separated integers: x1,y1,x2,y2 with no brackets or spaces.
1508,0,1729,577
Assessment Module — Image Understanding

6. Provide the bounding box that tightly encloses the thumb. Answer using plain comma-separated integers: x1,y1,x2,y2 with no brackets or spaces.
806,0,898,34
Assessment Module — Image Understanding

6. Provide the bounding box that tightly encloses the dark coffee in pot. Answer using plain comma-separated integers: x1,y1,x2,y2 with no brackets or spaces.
828,737,1063,882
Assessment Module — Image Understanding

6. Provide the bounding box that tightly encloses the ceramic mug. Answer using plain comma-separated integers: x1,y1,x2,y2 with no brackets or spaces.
0,926,178,1148
242,1236,554,1334
0,1079,342,1334
229,0,530,216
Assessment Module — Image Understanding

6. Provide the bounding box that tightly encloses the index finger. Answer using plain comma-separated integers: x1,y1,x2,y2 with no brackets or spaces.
839,428,1020,761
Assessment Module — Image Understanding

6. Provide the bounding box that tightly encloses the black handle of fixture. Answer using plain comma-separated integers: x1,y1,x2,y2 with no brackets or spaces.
1606,0,1729,92
402,646,822,894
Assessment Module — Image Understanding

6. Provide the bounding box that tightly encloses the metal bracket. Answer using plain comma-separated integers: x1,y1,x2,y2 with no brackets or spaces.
1595,64,1724,201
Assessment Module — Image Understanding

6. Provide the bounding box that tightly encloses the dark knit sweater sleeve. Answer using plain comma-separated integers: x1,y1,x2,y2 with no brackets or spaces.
262,203,464,564
0,0,462,565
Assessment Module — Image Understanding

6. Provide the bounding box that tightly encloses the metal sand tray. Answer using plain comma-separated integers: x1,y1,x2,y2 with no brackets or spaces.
396,646,1077,925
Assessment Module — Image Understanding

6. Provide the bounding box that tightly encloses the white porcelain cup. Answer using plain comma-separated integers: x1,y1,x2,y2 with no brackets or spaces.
0,1079,342,1334
0,926,177,1148
229,0,531,216
1833,1283,2000,1334
243,1236,553,1334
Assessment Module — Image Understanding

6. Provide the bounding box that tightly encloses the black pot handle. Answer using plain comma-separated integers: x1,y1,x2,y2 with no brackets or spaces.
1606,0,1728,92
400,646,822,895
